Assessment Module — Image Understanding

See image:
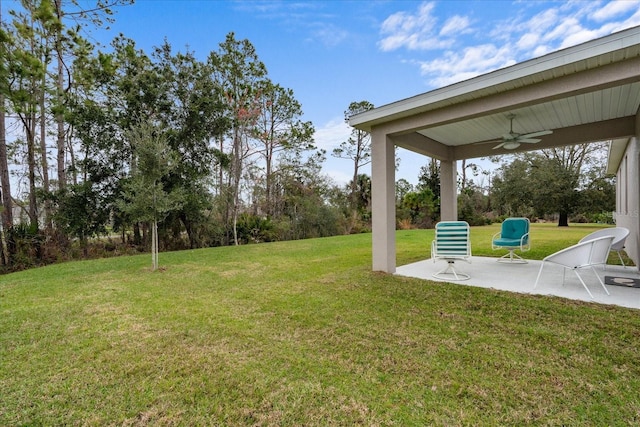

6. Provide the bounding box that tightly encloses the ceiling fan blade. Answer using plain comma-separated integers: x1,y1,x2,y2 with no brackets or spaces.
517,138,541,143
493,142,506,150
473,137,503,146
520,130,553,138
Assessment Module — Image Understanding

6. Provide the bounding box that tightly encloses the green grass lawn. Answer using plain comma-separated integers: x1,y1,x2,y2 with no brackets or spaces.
2,224,639,425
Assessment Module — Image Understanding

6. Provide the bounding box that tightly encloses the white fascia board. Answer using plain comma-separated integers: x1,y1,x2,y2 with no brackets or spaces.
607,138,630,175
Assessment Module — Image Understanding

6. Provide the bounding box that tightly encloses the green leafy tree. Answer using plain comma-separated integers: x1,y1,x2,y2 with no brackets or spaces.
51,0,134,190
272,149,340,239
118,122,184,271
333,101,374,231
150,41,228,248
67,36,153,245
4,1,48,229
458,186,489,226
530,155,580,226
578,168,615,222
253,79,315,218
492,143,608,226
351,173,371,222
0,9,13,265
395,179,414,205
51,182,109,257
400,188,436,228
417,158,441,222
209,32,267,245
491,158,534,217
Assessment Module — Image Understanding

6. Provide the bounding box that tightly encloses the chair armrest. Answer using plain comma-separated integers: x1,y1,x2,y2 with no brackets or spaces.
491,231,501,250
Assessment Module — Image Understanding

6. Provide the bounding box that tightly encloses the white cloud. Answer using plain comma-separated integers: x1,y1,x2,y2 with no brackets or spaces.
310,23,350,47
419,44,516,87
378,1,454,51
543,16,585,46
380,2,437,35
559,27,602,48
607,6,640,32
516,32,539,50
526,7,561,34
379,0,640,91
591,0,640,21
440,15,471,37
313,117,351,152
532,44,552,57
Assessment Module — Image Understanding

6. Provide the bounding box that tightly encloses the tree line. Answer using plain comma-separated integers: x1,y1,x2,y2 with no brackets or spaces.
0,1,375,271
0,1,615,273
395,143,615,230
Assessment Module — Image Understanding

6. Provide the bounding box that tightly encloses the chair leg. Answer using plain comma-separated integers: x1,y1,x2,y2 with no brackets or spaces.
533,261,545,289
616,250,627,268
433,261,470,281
590,266,610,295
497,249,527,263
573,270,595,299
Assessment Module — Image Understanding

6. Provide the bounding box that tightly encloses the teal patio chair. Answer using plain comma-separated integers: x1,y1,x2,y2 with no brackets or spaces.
431,221,472,281
492,217,530,263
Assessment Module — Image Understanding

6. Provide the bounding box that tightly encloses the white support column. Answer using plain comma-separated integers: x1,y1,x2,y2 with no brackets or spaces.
440,159,458,221
371,129,396,273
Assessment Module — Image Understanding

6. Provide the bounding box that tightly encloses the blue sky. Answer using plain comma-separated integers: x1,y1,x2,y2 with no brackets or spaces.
6,0,640,185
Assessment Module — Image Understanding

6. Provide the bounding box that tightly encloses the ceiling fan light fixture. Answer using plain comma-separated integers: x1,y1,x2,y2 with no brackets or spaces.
503,141,521,150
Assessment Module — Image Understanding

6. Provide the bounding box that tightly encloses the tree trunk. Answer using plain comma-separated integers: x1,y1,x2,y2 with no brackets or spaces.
180,212,195,249
0,94,13,265
151,219,158,271
39,79,52,230
347,162,359,234
265,145,272,218
55,0,66,190
133,222,142,245
231,129,242,246
26,115,39,229
558,212,569,227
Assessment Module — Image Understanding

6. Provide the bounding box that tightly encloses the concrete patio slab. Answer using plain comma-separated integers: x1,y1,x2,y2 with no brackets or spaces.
396,257,640,310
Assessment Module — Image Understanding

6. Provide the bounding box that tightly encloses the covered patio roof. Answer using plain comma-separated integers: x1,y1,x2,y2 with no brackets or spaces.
349,26,640,273
351,25,640,160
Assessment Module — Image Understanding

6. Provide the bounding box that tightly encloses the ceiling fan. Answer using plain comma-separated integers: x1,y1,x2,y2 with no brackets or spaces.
491,114,553,150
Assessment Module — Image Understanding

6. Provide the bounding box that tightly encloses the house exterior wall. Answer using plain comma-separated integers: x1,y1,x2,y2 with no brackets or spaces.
614,110,640,271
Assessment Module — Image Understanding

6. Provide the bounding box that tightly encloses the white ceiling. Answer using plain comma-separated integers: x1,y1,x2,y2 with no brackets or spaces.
419,82,640,147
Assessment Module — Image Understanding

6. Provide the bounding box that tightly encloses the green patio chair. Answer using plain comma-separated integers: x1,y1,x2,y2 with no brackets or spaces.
492,217,530,263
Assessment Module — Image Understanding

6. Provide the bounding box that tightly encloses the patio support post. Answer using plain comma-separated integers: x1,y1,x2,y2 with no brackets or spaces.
440,159,458,221
371,129,396,273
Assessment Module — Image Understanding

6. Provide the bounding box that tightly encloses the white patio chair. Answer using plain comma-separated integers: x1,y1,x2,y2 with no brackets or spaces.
431,221,472,281
533,235,614,299
578,227,629,268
